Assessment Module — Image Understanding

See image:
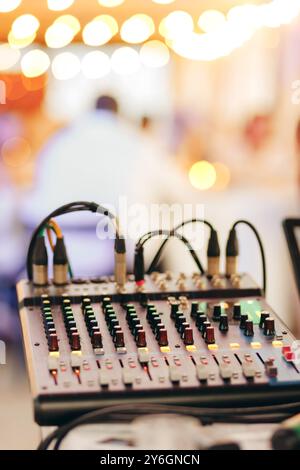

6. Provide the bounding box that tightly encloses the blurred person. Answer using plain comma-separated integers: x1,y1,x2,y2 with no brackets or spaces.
21,95,186,276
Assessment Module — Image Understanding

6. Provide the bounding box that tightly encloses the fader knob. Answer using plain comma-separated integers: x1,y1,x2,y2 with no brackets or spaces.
264,318,275,337
205,326,215,344
213,305,222,321
191,302,199,318
240,314,248,330
219,314,229,332
136,330,147,348
115,331,125,348
71,332,81,351
244,320,254,337
202,321,211,338
157,329,168,346
170,302,180,319
196,314,207,331
180,321,190,335
92,331,103,349
233,303,241,320
183,327,194,345
259,311,270,329
175,314,185,330
48,333,59,352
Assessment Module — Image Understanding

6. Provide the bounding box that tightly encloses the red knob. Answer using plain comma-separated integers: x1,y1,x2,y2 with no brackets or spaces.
183,328,194,345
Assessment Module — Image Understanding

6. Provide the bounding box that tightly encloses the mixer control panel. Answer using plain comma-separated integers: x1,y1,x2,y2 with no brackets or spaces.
17,273,300,426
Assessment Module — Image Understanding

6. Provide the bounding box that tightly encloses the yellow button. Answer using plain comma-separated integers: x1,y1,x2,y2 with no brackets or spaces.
251,342,262,349
160,346,171,353
71,350,82,356
208,344,219,351
230,343,240,350
49,351,60,358
138,347,149,352
272,340,283,348
186,345,197,352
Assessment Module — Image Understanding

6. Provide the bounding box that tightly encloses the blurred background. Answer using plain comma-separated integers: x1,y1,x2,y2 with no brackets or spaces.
0,0,300,449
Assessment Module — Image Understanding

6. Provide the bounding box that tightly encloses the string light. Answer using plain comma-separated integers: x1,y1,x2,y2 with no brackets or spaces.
168,1,300,61
21,50,50,78
121,14,155,44
81,51,111,79
111,47,140,75
198,10,226,33
8,31,36,49
47,0,74,11
0,43,21,71
159,11,194,40
52,52,81,80
11,14,40,40
140,40,170,68
0,0,21,12
83,15,118,46
45,22,74,48
189,161,217,191
54,15,81,35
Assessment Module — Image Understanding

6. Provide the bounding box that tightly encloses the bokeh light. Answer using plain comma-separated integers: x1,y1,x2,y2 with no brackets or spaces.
11,14,40,40
54,15,81,35
140,40,170,68
198,10,226,33
8,31,36,49
97,0,124,6
0,43,21,70
111,47,140,75
1,137,31,168
21,50,50,78
45,22,74,48
213,162,231,191
0,0,21,12
121,14,155,44
83,15,118,46
189,161,217,190
47,0,74,11
51,52,81,80
81,51,111,79
159,11,194,40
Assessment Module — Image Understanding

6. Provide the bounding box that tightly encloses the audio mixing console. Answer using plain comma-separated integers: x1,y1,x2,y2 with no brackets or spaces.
17,202,300,429
17,272,300,426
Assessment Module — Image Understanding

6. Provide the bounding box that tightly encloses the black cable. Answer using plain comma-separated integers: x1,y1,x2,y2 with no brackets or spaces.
232,219,267,294
38,401,300,450
26,201,117,280
147,219,214,274
137,229,204,275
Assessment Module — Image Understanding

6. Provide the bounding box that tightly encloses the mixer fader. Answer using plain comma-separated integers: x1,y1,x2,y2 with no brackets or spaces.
18,272,300,425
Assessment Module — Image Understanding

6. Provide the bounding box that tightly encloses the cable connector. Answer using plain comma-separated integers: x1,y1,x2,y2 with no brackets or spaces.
32,235,48,286
53,237,68,286
114,237,127,288
207,229,220,277
226,228,239,277
134,245,145,286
